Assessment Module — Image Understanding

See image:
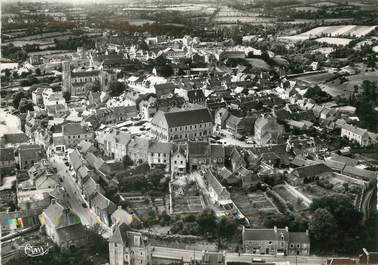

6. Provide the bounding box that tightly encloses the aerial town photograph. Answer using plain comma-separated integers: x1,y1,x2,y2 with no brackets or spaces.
0,0,377,264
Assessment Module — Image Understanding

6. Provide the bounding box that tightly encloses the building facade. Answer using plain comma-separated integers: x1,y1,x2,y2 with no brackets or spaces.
151,108,213,142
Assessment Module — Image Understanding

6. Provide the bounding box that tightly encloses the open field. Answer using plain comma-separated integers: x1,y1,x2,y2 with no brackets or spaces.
315,37,352,46
279,25,377,42
245,58,272,70
295,68,378,97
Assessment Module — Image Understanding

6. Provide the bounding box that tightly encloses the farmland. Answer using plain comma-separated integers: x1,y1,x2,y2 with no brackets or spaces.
315,37,352,46
212,6,276,25
279,25,377,43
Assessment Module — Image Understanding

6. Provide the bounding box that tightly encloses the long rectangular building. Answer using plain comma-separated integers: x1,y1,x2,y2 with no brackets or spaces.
151,108,213,142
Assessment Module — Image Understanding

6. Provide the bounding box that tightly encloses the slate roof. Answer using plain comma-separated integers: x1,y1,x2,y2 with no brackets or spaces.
56,224,85,242
43,200,81,229
210,144,225,158
0,147,15,161
294,163,332,178
163,108,213,127
218,167,233,181
69,149,83,171
290,232,310,244
109,223,130,244
205,170,230,199
18,144,45,161
62,123,92,135
342,166,376,180
71,70,100,78
243,227,289,241
148,141,173,154
3,133,29,144
188,141,210,156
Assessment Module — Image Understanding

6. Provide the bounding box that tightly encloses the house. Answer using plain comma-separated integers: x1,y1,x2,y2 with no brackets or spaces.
18,144,46,170
242,226,310,256
127,137,150,164
62,123,94,148
341,124,371,147
95,106,138,124
187,141,211,171
111,205,141,227
226,115,256,136
0,132,29,148
99,129,131,161
147,141,173,172
229,147,246,172
204,169,230,205
26,159,57,190
89,191,117,226
109,223,148,265
218,167,238,185
254,116,284,146
214,108,229,130
151,108,213,142
171,144,187,175
289,163,333,186
210,144,225,167
40,199,85,249
138,94,157,119
0,147,15,176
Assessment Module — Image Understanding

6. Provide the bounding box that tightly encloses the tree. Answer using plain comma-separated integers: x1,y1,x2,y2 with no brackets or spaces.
84,224,109,259
157,65,174,78
197,208,217,236
63,91,71,102
18,98,34,113
12,90,26,109
109,81,125,97
309,208,338,250
12,71,19,79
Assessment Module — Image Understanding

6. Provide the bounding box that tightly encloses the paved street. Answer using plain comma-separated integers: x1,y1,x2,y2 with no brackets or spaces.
50,154,111,238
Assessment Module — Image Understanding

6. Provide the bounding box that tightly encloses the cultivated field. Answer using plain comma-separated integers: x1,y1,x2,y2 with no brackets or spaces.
280,25,377,43
315,37,352,46
231,190,278,227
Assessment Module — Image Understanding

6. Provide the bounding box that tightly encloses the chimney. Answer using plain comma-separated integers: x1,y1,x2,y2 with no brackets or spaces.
273,226,277,233
306,229,309,236
285,226,289,232
96,184,101,193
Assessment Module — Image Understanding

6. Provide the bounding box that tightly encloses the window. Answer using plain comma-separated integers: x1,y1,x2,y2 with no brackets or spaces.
290,243,294,248
268,241,272,245
296,244,300,248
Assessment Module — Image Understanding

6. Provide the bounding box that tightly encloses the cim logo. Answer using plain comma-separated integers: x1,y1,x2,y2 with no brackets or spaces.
24,243,53,257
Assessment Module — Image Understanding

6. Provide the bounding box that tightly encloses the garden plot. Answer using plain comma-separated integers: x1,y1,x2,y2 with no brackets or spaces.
273,185,308,211
231,191,278,226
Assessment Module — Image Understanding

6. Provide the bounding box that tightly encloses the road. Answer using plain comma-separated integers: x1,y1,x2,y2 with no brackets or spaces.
151,247,327,265
50,154,111,238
